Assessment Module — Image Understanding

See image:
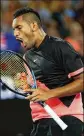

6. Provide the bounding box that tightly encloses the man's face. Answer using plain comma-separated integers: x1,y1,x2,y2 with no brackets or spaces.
12,16,35,49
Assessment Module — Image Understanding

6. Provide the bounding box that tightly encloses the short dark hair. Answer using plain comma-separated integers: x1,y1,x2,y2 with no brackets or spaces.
13,7,42,27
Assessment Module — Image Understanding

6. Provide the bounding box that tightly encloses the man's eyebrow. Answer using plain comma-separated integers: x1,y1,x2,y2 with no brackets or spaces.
13,25,22,30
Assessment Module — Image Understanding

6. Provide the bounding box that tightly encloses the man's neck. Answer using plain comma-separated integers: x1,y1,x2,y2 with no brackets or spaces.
34,29,47,48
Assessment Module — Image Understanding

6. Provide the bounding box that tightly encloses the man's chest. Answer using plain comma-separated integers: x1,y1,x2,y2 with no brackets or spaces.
25,50,60,79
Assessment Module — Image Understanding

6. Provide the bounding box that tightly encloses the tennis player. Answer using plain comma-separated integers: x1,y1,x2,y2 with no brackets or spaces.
12,7,84,136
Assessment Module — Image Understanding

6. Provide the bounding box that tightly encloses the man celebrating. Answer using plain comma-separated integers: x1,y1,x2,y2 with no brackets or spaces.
12,7,84,136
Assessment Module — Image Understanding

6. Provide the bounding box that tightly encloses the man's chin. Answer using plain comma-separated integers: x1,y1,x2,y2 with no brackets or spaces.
21,41,33,49
21,43,31,50
21,42,25,47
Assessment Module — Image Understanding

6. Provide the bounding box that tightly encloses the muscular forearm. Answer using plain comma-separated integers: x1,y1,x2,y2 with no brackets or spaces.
25,73,83,102
51,74,83,98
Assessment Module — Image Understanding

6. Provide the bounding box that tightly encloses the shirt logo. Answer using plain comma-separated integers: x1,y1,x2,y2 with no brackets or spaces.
34,59,37,62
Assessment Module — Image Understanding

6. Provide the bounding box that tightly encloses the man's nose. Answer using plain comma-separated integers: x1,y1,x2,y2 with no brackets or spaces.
14,30,20,37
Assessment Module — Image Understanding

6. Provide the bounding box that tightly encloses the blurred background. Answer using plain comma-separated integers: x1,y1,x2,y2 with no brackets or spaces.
0,0,84,136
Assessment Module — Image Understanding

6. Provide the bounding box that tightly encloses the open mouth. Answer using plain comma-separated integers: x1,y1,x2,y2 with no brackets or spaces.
16,38,23,43
16,38,27,48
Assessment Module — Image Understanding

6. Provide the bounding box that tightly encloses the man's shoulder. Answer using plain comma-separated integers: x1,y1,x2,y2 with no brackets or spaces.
49,36,67,47
50,36,75,51
50,36,64,42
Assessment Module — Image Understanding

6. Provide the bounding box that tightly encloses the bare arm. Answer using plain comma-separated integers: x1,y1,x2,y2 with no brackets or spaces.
50,73,83,98
26,73,83,102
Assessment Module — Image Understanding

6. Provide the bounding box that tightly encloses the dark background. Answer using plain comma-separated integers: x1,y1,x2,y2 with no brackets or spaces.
0,99,33,136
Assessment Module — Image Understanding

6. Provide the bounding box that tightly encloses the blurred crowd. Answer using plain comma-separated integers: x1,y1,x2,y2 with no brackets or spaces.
1,0,84,99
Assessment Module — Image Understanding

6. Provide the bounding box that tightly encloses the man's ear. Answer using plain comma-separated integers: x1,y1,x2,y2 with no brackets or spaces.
30,22,38,32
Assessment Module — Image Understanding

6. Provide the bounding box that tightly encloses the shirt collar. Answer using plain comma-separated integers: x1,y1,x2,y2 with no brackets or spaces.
34,35,49,51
